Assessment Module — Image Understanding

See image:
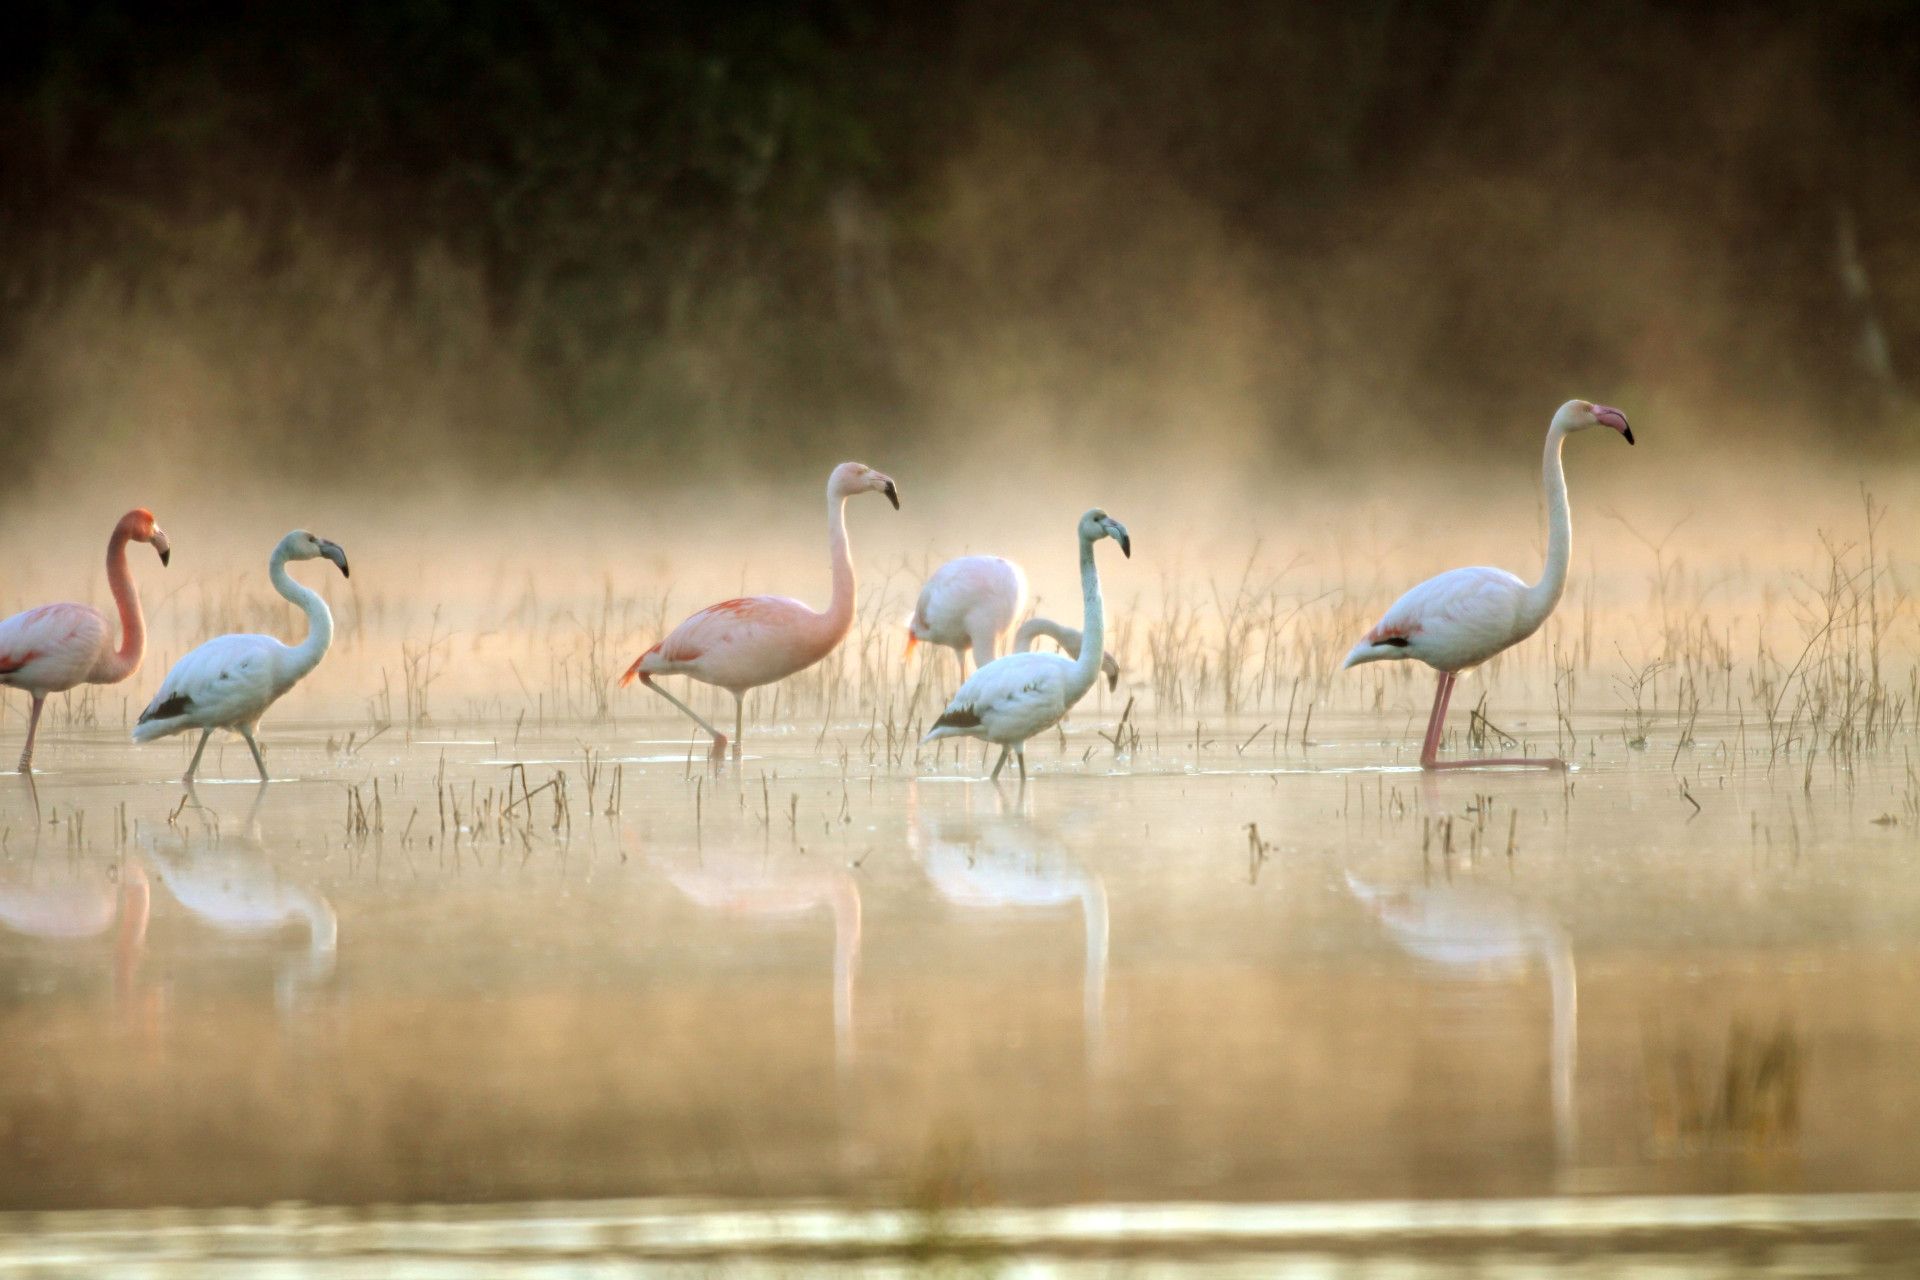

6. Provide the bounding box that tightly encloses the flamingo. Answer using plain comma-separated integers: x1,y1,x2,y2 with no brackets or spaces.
620,461,899,759
132,530,349,783
0,508,170,772
1342,400,1633,769
923,509,1130,783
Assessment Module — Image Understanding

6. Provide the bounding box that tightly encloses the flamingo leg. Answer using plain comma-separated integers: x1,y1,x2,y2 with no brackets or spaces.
1417,673,1455,768
731,691,745,760
239,726,269,781
183,728,212,783
989,745,1010,781
642,677,728,758
17,694,45,773
1421,671,1564,770
1016,748,1028,785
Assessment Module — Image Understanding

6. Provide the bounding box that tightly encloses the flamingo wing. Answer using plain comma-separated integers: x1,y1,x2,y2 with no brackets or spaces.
133,633,289,739
0,603,110,693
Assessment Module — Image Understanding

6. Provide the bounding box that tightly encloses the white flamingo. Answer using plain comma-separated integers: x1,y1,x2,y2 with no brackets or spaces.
923,510,1129,783
1342,400,1633,769
132,530,349,782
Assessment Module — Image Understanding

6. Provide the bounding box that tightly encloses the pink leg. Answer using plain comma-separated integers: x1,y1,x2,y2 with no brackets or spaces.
17,695,45,773
1417,673,1454,768
1421,671,1564,771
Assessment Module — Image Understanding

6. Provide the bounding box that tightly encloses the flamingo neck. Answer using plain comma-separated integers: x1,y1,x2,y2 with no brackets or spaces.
1080,878,1109,1049
1015,616,1084,658
96,528,146,683
270,544,334,683
1523,423,1573,631
1066,534,1105,703
818,488,856,649
1542,929,1578,1158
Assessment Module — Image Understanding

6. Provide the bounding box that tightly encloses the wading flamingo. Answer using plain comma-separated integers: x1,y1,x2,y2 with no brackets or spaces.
621,461,899,759
923,509,1129,783
907,556,1121,690
133,530,349,783
1342,400,1633,769
0,508,170,772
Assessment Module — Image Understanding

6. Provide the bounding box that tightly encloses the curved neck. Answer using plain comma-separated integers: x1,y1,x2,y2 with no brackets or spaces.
96,529,146,683
818,488,856,646
1065,535,1105,703
1015,617,1084,658
271,545,334,681
1523,424,1573,629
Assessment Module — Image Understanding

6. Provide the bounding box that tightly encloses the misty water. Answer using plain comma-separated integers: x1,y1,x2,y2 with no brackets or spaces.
3,698,1918,1274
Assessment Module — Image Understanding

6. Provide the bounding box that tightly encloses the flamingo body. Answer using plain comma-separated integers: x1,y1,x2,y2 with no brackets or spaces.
908,556,1028,673
1347,565,1535,674
1,508,169,771
0,604,114,693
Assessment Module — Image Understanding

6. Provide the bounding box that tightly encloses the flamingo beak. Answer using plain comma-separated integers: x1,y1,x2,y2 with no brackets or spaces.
319,540,350,578
882,479,900,510
1105,519,1131,558
1594,405,1634,445
152,530,171,567
904,630,919,658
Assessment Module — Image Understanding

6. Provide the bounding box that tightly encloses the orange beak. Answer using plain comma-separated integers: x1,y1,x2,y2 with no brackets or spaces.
904,631,919,658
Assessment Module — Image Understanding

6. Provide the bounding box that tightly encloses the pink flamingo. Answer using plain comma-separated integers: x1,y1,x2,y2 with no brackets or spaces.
0,508,171,772
620,461,899,758
1342,400,1633,769
906,555,1028,677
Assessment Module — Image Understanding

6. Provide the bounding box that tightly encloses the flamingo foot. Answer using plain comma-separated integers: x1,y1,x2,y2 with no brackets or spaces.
1426,756,1566,771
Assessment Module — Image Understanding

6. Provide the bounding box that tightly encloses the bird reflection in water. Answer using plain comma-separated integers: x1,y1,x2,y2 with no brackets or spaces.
143,784,338,1013
910,784,1109,1061
0,776,156,1034
1347,870,1577,1160
651,846,862,1066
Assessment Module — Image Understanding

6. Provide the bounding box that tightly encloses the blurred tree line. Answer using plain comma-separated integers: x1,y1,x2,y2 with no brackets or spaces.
1,0,1915,487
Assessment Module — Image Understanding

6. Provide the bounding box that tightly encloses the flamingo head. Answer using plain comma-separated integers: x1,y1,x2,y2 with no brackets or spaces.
829,462,900,509
121,508,171,566
1555,399,1634,445
1101,651,1121,692
1078,509,1131,558
283,530,351,578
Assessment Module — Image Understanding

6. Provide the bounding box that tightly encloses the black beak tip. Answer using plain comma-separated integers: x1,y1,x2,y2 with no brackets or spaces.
884,482,900,510
1119,534,1132,558
340,563,351,579
1623,426,1635,446
1106,671,1119,692
158,548,171,567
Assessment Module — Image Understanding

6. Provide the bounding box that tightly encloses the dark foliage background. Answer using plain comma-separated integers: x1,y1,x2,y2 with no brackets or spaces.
3,0,1917,488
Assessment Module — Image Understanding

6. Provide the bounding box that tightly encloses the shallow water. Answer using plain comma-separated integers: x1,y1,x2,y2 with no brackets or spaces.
1,709,1917,1268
